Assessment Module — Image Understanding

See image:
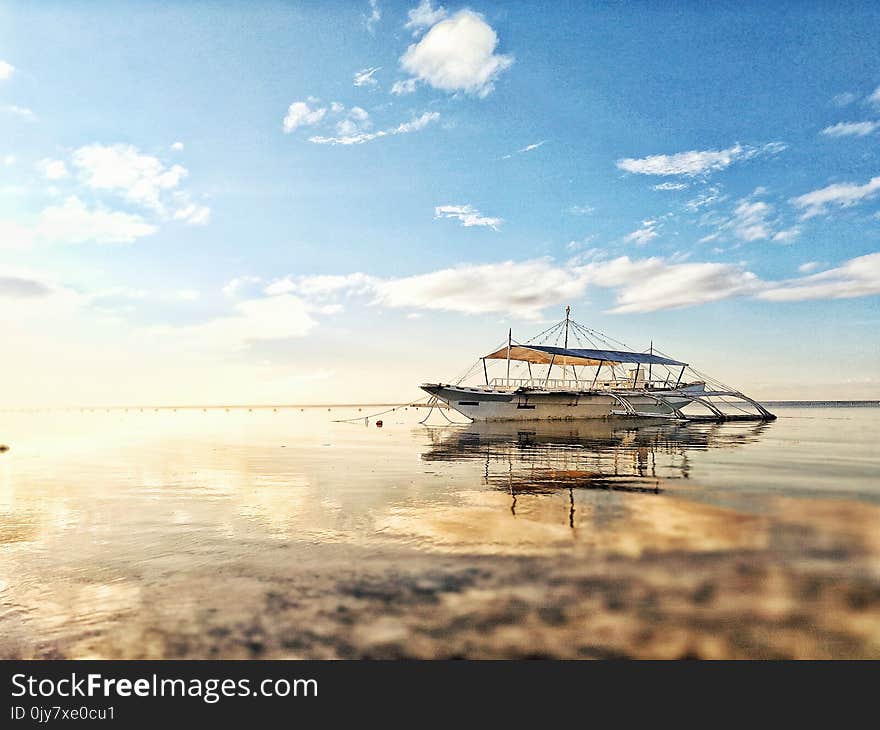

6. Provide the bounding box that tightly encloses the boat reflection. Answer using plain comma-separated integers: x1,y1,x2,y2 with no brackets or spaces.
421,419,772,501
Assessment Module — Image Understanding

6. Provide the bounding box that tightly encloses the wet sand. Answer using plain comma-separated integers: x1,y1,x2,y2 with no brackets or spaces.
0,406,878,659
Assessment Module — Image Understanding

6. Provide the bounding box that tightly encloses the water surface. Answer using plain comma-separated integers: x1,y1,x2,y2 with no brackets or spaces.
1,405,878,658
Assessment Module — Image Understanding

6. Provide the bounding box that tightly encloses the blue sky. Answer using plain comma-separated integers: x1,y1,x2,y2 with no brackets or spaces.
1,0,879,405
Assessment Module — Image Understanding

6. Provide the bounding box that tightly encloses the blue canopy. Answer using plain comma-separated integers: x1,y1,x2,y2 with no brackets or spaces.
484,344,686,367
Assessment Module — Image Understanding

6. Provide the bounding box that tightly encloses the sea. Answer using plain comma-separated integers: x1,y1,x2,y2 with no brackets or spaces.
1,402,878,659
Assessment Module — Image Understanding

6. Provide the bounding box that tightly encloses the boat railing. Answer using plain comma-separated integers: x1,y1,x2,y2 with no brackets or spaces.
488,378,678,391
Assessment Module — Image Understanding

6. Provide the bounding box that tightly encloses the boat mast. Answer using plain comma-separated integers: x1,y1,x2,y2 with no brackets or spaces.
562,305,570,384
648,340,653,386
506,328,512,383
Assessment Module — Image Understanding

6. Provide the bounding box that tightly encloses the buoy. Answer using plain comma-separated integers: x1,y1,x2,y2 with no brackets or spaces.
376,420,383,428
0,444,9,453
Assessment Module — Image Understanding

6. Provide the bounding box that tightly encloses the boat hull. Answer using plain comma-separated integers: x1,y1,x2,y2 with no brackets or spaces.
420,384,703,422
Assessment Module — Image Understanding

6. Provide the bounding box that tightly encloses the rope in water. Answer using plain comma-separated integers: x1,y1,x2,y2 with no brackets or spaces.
330,396,433,424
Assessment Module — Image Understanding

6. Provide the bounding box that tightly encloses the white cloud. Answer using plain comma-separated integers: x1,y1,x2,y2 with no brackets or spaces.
151,294,317,352
172,203,211,226
832,92,857,107
566,204,594,215
374,259,587,318
171,141,184,151
729,200,775,241
3,155,14,166
353,67,381,87
282,100,327,133
579,256,762,313
365,0,381,34
265,273,375,298
821,121,879,138
37,158,69,180
0,60,14,80
434,204,502,230
685,186,726,211
176,289,200,301
868,86,880,107
0,274,51,298
0,220,36,249
798,261,822,274
4,105,35,120
397,10,513,98
335,106,371,136
616,142,785,177
758,253,880,302
791,176,880,218
390,78,418,95
502,140,547,159
653,182,689,191
72,143,188,213
308,111,439,145
624,219,659,245
262,249,880,319
36,196,157,245
405,1,447,35
223,275,262,297
771,227,801,244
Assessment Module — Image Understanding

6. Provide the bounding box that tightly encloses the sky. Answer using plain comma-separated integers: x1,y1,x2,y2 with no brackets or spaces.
1,0,879,406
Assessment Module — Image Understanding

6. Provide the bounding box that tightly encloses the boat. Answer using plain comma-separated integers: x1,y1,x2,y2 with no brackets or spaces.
420,307,776,423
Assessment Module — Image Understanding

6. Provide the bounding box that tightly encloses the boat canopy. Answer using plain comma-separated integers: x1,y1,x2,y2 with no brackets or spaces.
483,344,687,368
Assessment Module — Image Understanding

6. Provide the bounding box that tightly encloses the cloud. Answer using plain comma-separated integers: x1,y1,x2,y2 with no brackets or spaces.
404,1,448,35
172,203,211,226
0,60,13,80
396,10,513,97
176,289,200,301
262,249,880,319
0,275,51,298
616,142,785,177
798,261,823,274
758,253,880,302
282,100,327,132
728,199,775,241
69,143,209,224
35,196,157,245
624,219,659,245
373,260,587,317
171,141,184,151
4,105,35,120
37,158,69,180
335,106,371,136
771,227,801,244
353,67,381,87
790,175,880,218
868,85,880,108
579,256,761,313
72,144,186,212
502,140,547,158
685,186,726,211
365,0,381,34
264,272,375,298
566,204,594,215
832,92,857,107
390,78,418,95
434,204,502,230
308,111,439,145
223,275,262,297
821,121,879,138
150,294,318,352
653,182,689,191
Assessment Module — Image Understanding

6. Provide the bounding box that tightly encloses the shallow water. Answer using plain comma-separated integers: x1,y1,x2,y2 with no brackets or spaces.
1,405,878,658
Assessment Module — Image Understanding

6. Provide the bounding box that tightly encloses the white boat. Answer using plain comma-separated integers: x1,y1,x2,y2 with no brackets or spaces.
420,307,775,423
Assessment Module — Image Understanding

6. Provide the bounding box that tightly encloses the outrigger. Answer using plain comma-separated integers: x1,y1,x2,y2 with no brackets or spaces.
420,307,775,423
